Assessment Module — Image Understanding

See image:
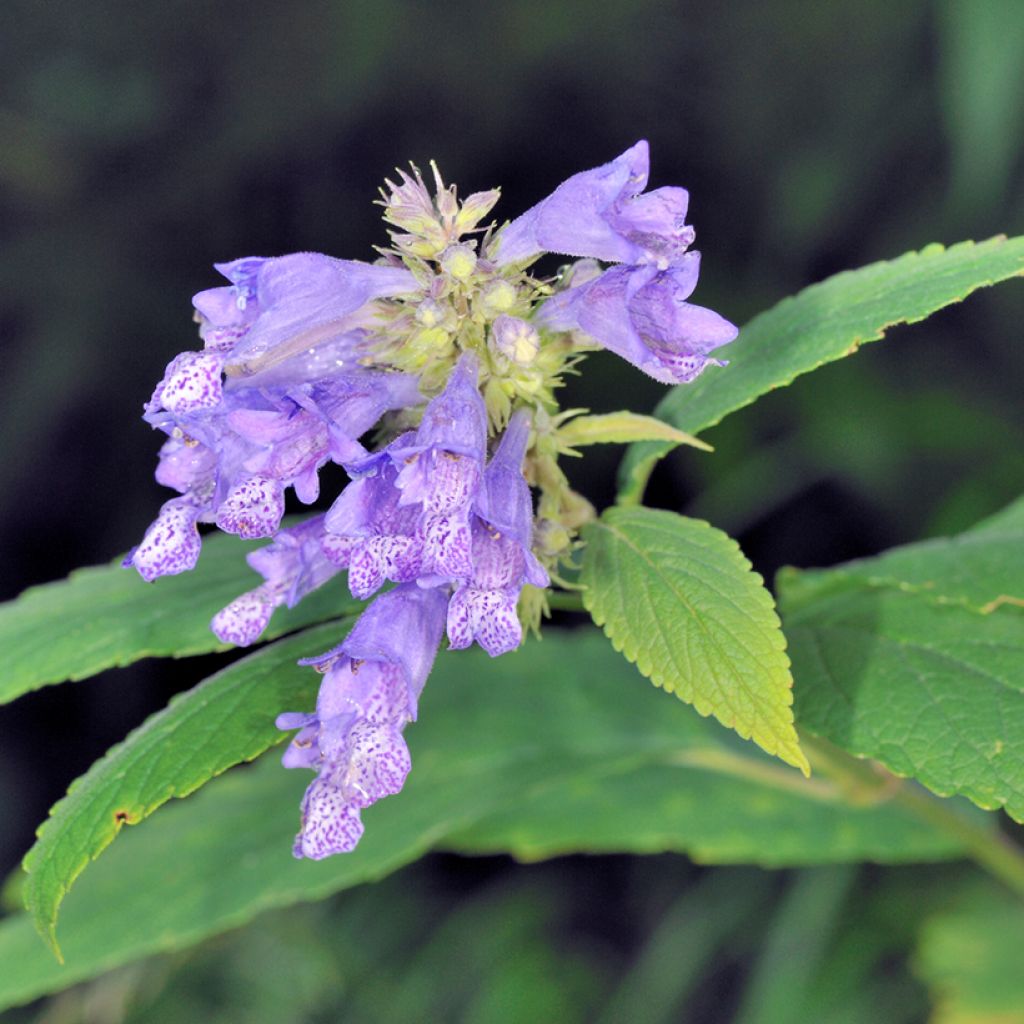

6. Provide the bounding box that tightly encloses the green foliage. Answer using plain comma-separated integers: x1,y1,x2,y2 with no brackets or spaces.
618,236,1024,503
780,502,1024,820
556,410,711,451
914,884,1024,1024
731,866,858,1024
580,506,808,773
784,494,1024,614
0,628,974,1010
22,619,350,960
0,530,359,706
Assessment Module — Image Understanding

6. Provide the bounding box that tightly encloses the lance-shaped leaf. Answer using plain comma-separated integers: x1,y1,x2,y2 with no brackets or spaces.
22,619,349,959
0,526,360,705
0,628,977,1009
556,411,711,452
618,235,1024,503
580,506,808,774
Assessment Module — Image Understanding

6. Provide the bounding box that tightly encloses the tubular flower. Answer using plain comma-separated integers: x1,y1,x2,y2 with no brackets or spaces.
277,585,447,859
494,140,737,384
131,141,735,855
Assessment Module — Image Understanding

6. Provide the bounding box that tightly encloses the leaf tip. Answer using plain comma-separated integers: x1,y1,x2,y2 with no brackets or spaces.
33,915,65,964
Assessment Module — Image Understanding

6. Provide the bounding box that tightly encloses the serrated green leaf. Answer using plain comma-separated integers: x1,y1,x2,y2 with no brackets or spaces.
580,506,808,773
782,580,1024,822
556,411,711,451
914,884,1024,1024
22,619,350,960
0,628,977,1010
0,528,361,705
781,493,1024,615
618,236,1024,503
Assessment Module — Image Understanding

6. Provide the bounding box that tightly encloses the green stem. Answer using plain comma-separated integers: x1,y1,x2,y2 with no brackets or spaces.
800,731,1024,899
546,590,587,613
891,785,1024,899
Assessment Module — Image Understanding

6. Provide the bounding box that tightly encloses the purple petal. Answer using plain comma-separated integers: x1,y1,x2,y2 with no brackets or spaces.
293,777,365,859
129,501,201,581
399,352,487,459
280,723,319,769
605,186,694,267
447,586,522,657
538,261,736,385
342,585,448,715
420,510,474,581
474,409,535,547
338,720,412,806
396,450,481,515
154,437,217,493
210,586,275,646
215,475,286,539
224,253,418,375
495,141,650,265
193,256,268,329
156,351,225,414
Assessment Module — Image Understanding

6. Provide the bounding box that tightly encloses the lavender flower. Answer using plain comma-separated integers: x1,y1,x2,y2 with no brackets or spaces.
494,141,738,385
277,584,447,859
127,259,420,579
322,437,424,599
494,140,692,268
211,515,340,647
324,352,488,594
196,252,418,378
537,257,738,384
128,146,734,859
448,410,548,655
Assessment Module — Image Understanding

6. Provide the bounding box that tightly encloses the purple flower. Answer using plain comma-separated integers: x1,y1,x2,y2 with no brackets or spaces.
494,141,738,385
211,516,341,647
323,437,425,599
130,367,420,578
195,252,418,380
537,257,738,385
447,410,548,655
494,140,693,269
324,353,488,594
277,584,448,859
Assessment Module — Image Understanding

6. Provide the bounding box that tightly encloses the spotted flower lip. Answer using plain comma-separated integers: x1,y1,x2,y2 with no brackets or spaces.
321,353,489,597
131,363,420,577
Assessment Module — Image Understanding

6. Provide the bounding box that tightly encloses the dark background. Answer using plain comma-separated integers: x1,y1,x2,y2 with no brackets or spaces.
2,1,1023,1020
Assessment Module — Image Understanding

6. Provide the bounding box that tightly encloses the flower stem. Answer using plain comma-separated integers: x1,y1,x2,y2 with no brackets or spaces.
799,730,1024,899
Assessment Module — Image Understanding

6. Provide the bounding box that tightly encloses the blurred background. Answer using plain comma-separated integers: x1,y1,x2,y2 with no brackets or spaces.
2,0,1023,1020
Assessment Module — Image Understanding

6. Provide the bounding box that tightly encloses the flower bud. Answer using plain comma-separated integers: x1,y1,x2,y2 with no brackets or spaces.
491,314,540,366
415,298,447,328
479,279,517,316
440,244,477,280
455,188,501,233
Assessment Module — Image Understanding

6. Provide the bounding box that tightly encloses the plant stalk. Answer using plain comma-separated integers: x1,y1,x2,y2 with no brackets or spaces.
799,730,1024,899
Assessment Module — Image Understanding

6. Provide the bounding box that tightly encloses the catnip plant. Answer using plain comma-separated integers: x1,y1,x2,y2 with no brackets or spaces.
0,141,1022,1009
124,140,743,858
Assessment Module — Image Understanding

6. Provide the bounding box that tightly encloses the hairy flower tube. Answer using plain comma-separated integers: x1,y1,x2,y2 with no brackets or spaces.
129,141,737,858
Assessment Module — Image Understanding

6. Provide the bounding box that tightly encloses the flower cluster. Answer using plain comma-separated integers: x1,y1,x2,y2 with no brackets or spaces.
128,141,737,859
